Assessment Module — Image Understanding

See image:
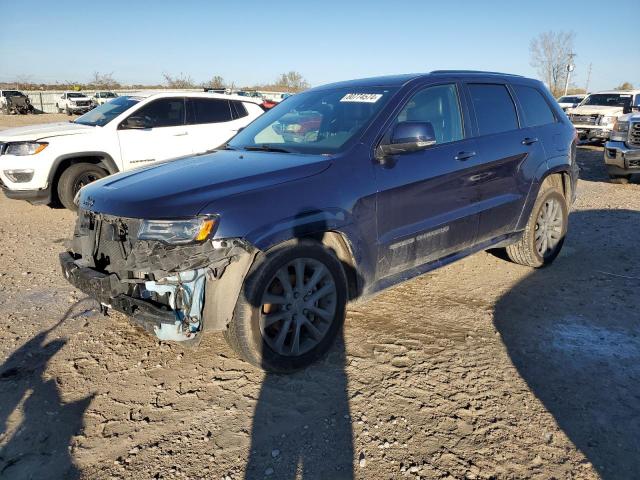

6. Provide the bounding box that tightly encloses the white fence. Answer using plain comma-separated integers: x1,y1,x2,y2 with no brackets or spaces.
15,89,287,114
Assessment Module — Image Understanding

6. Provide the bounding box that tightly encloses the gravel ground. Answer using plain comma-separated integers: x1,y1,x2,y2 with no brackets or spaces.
0,114,639,480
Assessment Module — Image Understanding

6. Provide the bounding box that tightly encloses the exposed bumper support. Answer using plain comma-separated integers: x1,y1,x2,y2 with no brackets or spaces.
604,141,640,174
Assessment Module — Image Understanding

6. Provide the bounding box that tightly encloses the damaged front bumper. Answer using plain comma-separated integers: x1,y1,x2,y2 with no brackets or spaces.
60,210,256,342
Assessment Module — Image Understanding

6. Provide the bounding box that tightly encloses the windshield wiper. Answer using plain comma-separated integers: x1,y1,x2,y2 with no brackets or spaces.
243,145,292,153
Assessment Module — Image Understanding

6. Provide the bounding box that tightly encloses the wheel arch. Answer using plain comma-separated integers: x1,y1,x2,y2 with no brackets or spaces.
515,166,571,231
48,152,118,204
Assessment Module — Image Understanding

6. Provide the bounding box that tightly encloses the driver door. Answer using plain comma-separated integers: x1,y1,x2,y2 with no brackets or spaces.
375,83,482,278
117,97,192,170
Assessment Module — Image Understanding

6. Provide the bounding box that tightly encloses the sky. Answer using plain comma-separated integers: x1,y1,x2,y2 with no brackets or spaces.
1,0,638,92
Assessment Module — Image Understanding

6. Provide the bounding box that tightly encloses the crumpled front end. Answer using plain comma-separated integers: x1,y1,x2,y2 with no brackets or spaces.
60,209,256,342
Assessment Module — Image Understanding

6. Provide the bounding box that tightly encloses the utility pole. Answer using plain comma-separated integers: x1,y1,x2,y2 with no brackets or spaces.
585,63,592,93
564,52,576,96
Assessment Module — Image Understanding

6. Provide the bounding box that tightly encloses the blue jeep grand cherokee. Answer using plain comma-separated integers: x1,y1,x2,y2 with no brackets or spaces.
61,71,578,371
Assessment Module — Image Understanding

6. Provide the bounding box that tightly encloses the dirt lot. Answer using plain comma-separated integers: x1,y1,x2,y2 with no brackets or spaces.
0,114,639,480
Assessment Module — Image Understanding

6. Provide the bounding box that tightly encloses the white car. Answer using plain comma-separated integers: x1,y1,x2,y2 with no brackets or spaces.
556,94,586,112
56,92,94,115
91,91,118,106
568,90,640,142
0,91,265,209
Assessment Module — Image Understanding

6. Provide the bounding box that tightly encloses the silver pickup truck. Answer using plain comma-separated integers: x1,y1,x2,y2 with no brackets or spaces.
604,112,640,183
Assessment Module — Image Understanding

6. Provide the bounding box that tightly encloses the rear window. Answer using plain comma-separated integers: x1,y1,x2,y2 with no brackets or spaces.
468,84,518,136
513,85,556,127
188,98,233,124
231,101,248,119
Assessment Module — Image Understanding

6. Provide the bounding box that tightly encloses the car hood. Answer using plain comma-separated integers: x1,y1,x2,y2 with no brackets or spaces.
570,105,623,116
616,112,640,122
0,122,95,141
77,150,332,218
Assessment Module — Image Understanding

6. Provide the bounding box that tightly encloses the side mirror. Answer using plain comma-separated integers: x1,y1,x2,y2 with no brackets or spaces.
378,121,436,158
623,105,631,114
121,116,151,129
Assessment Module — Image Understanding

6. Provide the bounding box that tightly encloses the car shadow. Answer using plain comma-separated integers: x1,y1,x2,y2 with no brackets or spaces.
244,213,355,479
494,209,640,479
0,299,96,479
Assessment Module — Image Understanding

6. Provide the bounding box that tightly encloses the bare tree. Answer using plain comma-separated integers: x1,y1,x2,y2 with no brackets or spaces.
206,76,226,89
89,72,120,89
529,31,576,97
162,72,195,89
615,82,634,91
273,71,309,92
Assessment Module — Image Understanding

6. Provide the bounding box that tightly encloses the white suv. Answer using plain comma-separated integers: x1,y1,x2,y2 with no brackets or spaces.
0,91,264,209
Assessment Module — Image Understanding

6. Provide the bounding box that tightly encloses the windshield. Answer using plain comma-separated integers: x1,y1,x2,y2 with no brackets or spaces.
3,91,23,97
68,92,87,98
100,92,117,98
581,93,632,108
74,95,140,127
228,87,397,154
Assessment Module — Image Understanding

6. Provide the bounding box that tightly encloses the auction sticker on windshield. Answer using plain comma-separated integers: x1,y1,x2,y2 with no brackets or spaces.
340,93,383,103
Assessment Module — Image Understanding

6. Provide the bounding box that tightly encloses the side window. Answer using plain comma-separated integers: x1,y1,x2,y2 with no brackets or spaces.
133,98,185,128
513,85,555,127
231,101,248,119
468,84,518,135
188,98,233,124
394,84,463,144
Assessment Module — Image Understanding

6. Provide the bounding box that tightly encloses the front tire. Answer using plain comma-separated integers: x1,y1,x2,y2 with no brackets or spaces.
65,106,71,116
506,180,568,268
57,163,107,211
224,240,347,372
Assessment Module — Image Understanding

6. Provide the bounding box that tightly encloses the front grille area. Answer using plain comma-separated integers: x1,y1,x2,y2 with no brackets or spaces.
571,114,598,125
74,101,90,107
629,122,640,147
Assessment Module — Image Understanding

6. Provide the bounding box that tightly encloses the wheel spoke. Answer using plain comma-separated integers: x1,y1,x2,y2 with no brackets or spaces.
290,320,302,355
263,311,288,328
307,283,334,304
275,270,293,298
294,259,305,291
308,305,333,321
274,317,292,353
302,317,323,340
263,293,288,305
304,264,327,292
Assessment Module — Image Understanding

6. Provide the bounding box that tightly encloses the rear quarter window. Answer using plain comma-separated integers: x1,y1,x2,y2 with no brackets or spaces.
513,85,556,127
468,84,519,136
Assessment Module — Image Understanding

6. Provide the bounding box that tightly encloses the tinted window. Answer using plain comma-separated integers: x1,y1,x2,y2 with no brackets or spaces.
231,101,248,119
188,98,233,124
133,98,185,128
513,85,555,127
468,84,518,135
394,84,463,144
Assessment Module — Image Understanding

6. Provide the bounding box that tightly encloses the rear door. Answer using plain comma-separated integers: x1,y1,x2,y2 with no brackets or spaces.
186,97,250,153
117,97,192,170
463,82,545,242
374,82,482,278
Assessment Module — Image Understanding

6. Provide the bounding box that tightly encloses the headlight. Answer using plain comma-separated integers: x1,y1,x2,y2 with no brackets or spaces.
610,121,629,142
138,217,217,244
5,142,48,156
599,115,616,126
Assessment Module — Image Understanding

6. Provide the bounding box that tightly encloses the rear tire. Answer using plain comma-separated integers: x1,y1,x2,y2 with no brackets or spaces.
56,104,62,114
57,163,108,211
609,174,631,184
505,179,568,268
224,239,347,372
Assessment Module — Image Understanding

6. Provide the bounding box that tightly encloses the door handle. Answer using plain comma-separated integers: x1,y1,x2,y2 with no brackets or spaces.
173,131,188,136
522,137,539,145
454,151,476,161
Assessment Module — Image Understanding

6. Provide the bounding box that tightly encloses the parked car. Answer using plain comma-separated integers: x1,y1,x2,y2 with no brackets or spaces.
604,109,640,183
556,94,586,111
568,90,640,142
56,92,93,115
0,90,35,114
0,92,264,209
60,71,578,372
91,91,118,106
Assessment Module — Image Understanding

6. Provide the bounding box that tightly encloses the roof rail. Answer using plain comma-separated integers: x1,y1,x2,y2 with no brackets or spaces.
430,70,523,77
